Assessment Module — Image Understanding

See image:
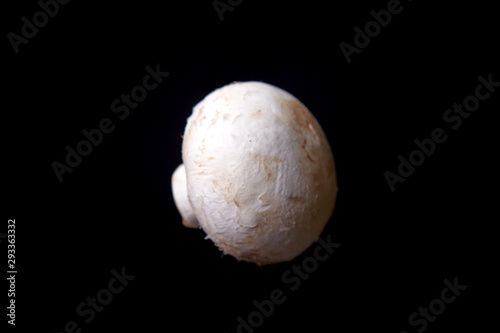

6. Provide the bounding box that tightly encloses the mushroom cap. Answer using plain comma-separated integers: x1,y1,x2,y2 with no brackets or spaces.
177,81,337,265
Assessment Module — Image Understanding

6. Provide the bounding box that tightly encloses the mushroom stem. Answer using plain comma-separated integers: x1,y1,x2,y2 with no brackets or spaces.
171,164,199,228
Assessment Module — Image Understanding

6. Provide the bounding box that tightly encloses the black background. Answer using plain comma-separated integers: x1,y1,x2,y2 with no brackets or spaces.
3,0,498,332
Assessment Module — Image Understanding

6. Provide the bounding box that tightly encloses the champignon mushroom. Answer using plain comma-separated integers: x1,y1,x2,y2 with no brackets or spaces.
172,81,338,265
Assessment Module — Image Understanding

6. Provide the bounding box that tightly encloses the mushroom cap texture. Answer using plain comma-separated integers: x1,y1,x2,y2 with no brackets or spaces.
180,81,337,265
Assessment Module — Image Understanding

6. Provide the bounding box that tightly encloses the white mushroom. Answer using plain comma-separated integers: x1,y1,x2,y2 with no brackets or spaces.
171,81,338,265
